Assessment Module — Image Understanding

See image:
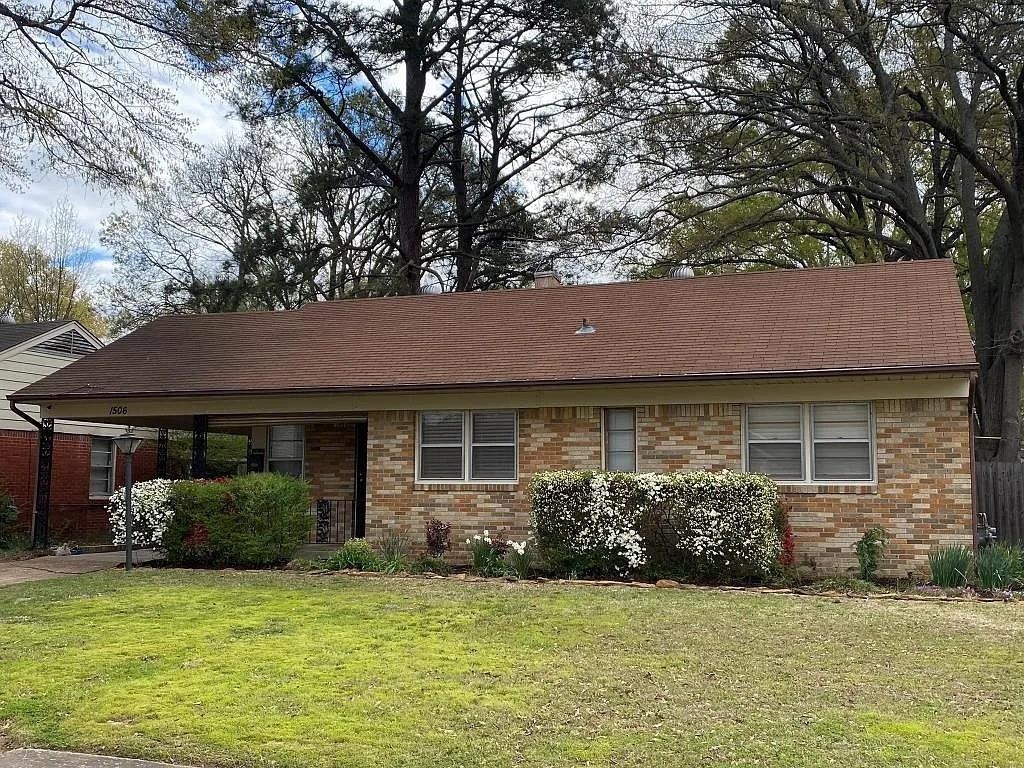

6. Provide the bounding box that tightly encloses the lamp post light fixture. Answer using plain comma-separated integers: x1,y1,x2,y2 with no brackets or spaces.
112,428,145,572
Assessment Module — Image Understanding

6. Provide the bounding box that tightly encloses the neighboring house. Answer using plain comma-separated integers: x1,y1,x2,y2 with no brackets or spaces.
9,261,977,572
0,320,158,544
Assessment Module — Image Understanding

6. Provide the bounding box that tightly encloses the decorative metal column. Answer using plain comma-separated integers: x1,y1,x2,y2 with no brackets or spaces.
31,418,54,550
191,415,209,479
156,428,169,477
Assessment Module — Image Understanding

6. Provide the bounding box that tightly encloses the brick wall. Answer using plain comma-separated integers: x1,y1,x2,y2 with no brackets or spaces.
350,398,973,574
364,408,600,549
305,423,357,500
0,428,158,543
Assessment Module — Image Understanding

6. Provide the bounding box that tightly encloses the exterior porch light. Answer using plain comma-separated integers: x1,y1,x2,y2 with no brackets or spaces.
112,428,144,572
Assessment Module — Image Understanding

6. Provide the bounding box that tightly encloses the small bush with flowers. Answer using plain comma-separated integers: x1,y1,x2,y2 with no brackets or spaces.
107,478,179,548
531,469,782,581
466,530,508,576
506,538,535,578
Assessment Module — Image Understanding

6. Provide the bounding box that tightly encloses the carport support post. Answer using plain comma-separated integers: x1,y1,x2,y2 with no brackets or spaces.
191,415,208,479
31,418,54,550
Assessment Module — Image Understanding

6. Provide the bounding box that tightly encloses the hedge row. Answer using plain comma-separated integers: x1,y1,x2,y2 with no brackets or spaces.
109,473,310,568
531,470,782,580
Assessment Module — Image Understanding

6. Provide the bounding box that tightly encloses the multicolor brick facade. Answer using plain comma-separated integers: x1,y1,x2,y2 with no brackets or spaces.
304,397,973,575
0,428,158,543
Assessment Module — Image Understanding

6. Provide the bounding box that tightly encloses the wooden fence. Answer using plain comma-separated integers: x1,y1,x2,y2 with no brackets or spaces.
975,462,1024,546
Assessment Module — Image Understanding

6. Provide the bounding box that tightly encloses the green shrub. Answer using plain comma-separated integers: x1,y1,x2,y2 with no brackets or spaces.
531,470,781,581
854,526,888,581
505,539,535,579
974,544,1022,590
325,538,380,571
0,491,21,549
928,544,973,588
163,474,310,568
466,530,509,576
376,532,410,573
411,554,451,575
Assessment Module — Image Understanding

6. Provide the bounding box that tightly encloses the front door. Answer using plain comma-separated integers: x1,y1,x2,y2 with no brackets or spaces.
353,421,368,538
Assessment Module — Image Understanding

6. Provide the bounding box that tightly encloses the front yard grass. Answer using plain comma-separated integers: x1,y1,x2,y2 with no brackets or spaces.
1,570,1023,767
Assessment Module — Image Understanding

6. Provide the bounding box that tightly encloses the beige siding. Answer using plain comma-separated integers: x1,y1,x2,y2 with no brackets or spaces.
1,350,150,437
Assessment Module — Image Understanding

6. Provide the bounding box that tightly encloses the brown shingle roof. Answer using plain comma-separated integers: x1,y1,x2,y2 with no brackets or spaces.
10,260,976,402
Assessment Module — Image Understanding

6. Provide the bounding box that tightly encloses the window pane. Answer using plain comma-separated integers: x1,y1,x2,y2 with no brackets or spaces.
472,411,515,444
270,439,302,459
813,442,871,480
813,404,870,440
420,446,464,479
268,460,303,478
421,412,464,445
747,405,802,440
270,425,301,441
608,431,634,452
748,443,803,480
606,409,634,430
90,468,111,495
90,438,112,465
607,450,636,472
471,445,516,479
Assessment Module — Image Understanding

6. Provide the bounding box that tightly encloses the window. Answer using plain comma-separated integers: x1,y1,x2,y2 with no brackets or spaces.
268,424,304,477
418,411,517,481
812,404,872,481
471,411,517,480
604,408,636,472
419,412,465,480
90,438,114,497
745,403,873,482
745,405,804,480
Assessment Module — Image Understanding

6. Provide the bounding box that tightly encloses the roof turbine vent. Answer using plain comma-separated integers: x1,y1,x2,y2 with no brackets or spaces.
574,317,596,335
418,282,443,295
670,264,694,278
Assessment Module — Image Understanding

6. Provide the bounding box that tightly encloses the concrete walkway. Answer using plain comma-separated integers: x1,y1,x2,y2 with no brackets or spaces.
0,550,158,587
0,751,193,768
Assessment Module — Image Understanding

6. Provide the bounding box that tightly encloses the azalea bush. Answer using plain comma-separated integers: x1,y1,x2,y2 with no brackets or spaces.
531,470,782,581
162,473,311,567
107,478,179,548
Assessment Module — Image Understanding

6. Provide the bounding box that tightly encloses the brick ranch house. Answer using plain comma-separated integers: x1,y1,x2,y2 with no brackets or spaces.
9,261,976,573
1,320,158,544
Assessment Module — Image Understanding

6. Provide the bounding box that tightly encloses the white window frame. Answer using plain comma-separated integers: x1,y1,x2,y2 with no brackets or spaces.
89,437,116,499
416,410,518,483
602,408,639,472
743,403,875,484
267,424,305,477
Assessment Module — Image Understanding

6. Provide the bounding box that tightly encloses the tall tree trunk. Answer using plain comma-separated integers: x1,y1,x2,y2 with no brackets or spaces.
395,0,427,295
996,214,1024,461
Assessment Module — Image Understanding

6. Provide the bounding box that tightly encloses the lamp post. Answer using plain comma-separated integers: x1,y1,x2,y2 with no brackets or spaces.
112,429,145,572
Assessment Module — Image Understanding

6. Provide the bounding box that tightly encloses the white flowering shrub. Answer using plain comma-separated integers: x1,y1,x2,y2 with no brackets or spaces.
530,470,782,580
107,479,179,547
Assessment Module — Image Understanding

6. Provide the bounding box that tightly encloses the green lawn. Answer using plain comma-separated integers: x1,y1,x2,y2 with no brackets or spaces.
1,571,1023,768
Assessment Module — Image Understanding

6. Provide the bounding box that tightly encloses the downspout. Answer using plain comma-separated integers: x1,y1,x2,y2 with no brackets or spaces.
968,373,979,550
9,400,49,549
10,400,41,429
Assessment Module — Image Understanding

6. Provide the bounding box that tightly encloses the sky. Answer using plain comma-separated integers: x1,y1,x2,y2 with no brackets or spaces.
0,77,242,282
